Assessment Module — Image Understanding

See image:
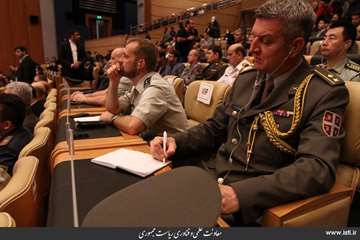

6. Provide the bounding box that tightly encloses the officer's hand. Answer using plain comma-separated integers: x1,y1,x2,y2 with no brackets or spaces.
71,93,86,103
150,136,176,161
106,62,123,83
100,111,115,124
71,91,82,98
218,184,240,214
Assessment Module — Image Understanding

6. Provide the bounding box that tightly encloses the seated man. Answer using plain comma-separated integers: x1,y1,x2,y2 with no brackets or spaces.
159,51,185,77
0,93,32,188
71,48,132,106
5,82,38,132
201,45,228,81
150,0,349,225
180,49,204,85
319,20,360,81
217,43,252,86
100,39,187,136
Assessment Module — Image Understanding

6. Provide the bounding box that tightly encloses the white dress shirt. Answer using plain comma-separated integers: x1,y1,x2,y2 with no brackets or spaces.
217,59,252,86
69,39,78,64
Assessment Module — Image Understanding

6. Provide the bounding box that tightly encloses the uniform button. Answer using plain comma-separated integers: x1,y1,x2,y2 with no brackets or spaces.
232,110,237,116
231,138,238,145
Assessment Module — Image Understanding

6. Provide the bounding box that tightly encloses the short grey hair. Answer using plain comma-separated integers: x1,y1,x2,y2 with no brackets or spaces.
255,0,316,43
5,82,33,107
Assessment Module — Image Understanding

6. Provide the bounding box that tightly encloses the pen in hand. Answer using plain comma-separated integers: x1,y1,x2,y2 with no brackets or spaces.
163,131,167,163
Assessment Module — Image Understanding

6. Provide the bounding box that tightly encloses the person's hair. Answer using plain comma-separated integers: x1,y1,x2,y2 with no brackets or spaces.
317,16,330,24
68,30,80,38
255,0,316,43
0,93,26,127
127,38,158,72
209,45,222,58
329,20,357,49
232,43,246,57
5,82,33,107
14,46,27,53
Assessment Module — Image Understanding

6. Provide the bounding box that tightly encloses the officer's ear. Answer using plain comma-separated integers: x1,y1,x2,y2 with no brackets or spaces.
344,39,352,51
137,58,145,71
288,37,305,58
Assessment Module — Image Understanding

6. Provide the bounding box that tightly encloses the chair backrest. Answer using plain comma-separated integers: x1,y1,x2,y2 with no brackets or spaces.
19,127,51,198
164,75,186,104
184,80,230,126
35,111,55,132
310,40,321,55
44,101,57,111
336,82,360,191
44,97,56,108
0,212,16,227
0,156,40,226
47,88,57,99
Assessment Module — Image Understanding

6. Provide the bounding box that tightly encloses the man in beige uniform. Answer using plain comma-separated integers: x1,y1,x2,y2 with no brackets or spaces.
101,39,187,136
320,21,360,81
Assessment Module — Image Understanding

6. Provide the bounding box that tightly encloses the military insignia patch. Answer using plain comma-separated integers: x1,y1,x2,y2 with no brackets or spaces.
143,77,151,89
322,111,342,137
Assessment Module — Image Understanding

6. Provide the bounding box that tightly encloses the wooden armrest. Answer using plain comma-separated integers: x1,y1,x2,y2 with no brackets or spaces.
262,184,353,226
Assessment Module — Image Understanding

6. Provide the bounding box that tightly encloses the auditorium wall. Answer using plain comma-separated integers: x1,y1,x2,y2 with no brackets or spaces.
0,0,44,75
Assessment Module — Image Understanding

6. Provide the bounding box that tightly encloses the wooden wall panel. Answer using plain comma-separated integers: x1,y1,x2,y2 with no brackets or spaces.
151,0,218,20
0,0,44,76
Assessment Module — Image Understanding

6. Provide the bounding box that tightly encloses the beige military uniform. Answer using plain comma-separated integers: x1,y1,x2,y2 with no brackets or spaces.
325,57,360,82
118,72,187,136
117,76,133,97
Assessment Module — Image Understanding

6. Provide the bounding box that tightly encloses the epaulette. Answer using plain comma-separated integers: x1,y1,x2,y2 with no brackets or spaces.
143,76,151,89
345,63,360,73
313,67,344,86
239,63,255,74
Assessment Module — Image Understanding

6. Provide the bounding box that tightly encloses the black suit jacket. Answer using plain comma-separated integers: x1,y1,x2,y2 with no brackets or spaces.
16,55,37,83
59,40,86,78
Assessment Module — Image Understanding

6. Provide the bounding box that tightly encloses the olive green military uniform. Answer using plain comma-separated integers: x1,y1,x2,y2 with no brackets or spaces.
201,60,228,81
172,58,349,225
325,57,360,82
118,72,187,136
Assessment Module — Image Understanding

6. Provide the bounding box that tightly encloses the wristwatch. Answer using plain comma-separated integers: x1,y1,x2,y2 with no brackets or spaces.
111,114,120,124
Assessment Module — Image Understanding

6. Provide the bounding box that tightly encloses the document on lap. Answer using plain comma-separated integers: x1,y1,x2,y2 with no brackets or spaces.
91,148,171,177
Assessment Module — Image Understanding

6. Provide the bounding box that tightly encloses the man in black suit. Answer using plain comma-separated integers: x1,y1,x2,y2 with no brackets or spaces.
11,46,38,83
59,31,86,81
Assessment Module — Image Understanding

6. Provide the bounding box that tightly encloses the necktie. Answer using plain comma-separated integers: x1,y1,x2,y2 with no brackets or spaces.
261,75,274,103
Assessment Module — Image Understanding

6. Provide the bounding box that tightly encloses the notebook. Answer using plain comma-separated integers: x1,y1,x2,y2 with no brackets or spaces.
91,148,171,177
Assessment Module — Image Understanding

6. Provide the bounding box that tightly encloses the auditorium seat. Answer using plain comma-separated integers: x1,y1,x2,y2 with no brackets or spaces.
0,212,15,227
35,111,55,132
184,80,230,128
163,75,186,104
19,127,52,199
0,156,41,226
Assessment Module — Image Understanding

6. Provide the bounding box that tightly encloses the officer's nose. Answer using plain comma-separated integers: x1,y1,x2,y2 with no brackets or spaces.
249,38,260,55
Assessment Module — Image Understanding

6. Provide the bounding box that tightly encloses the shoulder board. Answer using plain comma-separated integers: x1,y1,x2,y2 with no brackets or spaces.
345,63,360,72
239,66,256,75
313,67,344,86
143,77,152,89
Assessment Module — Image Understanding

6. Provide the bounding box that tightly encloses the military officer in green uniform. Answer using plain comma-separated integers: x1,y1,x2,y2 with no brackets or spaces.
150,0,349,225
319,21,360,81
200,45,228,81
100,39,187,136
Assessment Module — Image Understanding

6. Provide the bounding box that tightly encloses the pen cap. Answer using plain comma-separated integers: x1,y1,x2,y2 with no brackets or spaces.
82,166,221,227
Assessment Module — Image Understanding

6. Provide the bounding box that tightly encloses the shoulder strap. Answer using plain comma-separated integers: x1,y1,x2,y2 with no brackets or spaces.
313,67,344,86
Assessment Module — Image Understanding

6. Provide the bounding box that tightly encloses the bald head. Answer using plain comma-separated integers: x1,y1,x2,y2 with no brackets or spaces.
110,48,125,64
227,43,245,67
187,49,200,64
